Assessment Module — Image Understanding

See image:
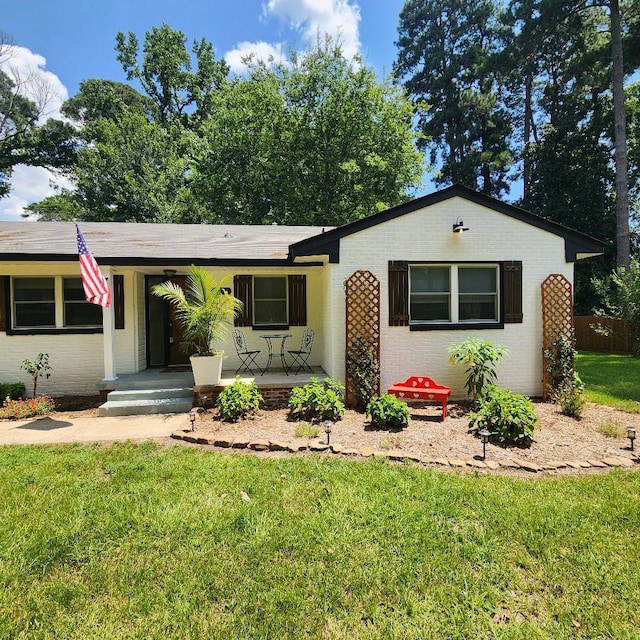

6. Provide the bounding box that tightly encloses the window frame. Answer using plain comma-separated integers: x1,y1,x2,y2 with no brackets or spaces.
408,262,502,330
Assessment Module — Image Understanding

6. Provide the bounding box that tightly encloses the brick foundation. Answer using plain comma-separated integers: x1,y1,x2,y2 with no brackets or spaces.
193,385,294,409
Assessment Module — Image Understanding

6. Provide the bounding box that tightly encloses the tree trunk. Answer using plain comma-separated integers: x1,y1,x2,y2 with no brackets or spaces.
610,0,630,268
523,70,533,202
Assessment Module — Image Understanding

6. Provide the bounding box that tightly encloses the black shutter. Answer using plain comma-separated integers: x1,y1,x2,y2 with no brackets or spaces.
113,275,124,330
388,261,409,326
288,275,307,326
234,275,253,327
503,261,523,323
0,276,6,332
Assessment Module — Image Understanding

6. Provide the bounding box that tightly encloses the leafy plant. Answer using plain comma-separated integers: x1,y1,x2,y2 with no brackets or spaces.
448,338,509,406
0,396,56,420
469,385,537,447
20,353,52,398
380,434,404,450
294,423,320,438
216,378,263,422
345,334,380,411
288,377,345,422
544,334,585,417
366,394,410,429
152,265,242,356
0,382,26,404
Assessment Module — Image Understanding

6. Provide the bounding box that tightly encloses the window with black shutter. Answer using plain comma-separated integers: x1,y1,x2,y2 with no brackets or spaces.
388,260,522,328
0,276,6,332
234,274,307,328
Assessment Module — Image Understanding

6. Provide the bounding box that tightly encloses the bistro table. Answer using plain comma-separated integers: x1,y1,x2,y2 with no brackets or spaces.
260,333,292,374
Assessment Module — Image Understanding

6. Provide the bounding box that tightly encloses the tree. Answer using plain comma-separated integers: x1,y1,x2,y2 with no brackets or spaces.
0,32,75,199
115,23,228,126
194,38,424,225
395,0,513,196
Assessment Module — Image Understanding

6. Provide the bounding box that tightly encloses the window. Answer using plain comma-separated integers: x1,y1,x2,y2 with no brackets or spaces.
64,278,103,326
13,278,55,328
253,276,288,325
10,276,105,331
408,264,499,325
233,274,307,328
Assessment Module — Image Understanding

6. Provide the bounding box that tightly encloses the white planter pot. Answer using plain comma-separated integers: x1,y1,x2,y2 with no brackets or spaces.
190,353,223,386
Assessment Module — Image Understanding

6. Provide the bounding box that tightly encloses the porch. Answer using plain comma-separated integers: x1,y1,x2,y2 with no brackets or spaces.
98,366,328,416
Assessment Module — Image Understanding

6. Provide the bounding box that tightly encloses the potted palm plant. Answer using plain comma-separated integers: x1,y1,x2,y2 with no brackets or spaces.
152,265,242,386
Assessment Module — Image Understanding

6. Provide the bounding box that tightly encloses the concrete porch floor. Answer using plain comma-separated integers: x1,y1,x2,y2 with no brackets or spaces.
100,366,328,392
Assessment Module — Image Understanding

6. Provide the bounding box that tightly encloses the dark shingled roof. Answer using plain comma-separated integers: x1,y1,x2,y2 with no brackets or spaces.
0,221,331,266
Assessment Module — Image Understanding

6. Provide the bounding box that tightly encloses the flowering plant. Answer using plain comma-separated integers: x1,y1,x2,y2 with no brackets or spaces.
0,396,56,420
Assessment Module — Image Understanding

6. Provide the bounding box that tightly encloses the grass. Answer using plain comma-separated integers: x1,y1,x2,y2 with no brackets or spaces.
1,442,640,639
295,422,320,438
597,420,626,438
575,351,640,412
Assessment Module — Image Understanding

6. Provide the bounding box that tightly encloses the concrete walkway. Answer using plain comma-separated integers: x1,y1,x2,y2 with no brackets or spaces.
0,412,188,446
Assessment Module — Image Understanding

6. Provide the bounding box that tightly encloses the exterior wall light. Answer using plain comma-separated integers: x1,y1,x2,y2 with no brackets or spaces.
452,217,469,233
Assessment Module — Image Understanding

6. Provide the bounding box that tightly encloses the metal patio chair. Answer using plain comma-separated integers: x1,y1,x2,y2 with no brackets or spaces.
232,329,262,375
287,328,315,375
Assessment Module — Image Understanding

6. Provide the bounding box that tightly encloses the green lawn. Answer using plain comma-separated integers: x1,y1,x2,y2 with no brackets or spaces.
1,442,640,639
576,351,640,412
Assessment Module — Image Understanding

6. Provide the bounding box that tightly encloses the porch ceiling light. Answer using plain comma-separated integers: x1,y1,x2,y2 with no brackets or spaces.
163,269,177,277
452,217,469,233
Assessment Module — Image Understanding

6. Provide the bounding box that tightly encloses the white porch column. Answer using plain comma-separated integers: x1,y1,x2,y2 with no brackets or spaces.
102,268,118,382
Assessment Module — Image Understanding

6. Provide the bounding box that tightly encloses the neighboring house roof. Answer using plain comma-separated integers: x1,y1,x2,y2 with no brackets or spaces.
289,184,606,263
0,221,330,266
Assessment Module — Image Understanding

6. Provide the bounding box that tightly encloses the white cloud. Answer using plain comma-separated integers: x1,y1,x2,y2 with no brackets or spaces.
263,0,361,59
0,46,70,221
225,0,362,75
225,40,287,74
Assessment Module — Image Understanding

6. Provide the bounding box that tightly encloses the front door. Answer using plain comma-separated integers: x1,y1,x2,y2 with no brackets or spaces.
146,275,190,367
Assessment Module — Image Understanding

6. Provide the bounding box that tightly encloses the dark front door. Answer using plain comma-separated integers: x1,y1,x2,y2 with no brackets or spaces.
146,275,190,367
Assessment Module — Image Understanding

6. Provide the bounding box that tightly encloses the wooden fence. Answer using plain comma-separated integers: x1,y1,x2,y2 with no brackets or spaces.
574,315,635,353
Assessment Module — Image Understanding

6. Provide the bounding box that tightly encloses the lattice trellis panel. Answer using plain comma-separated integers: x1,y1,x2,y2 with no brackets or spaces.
345,270,381,407
541,274,574,400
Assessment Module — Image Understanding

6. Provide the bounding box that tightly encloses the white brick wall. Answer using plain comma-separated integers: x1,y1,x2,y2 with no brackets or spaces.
322,196,574,398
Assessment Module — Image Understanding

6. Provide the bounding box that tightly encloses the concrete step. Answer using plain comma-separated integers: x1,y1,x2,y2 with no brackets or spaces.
106,387,193,403
98,388,193,417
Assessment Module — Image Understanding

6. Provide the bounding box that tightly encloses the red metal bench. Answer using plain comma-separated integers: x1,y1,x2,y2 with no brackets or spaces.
387,376,451,421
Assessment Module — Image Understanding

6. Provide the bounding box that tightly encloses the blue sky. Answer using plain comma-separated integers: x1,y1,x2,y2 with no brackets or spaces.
0,0,409,220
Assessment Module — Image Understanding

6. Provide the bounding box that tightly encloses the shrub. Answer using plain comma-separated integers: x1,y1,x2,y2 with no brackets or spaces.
345,334,380,411
0,396,56,420
216,378,263,422
469,385,537,447
597,421,625,438
288,377,345,422
20,353,52,398
366,394,410,429
0,382,26,404
448,338,509,406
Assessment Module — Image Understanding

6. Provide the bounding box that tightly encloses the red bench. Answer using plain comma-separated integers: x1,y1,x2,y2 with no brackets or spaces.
387,376,451,421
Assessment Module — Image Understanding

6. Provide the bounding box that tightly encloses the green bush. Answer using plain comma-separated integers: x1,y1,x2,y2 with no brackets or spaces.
0,396,55,420
469,385,537,447
366,394,410,429
288,377,345,422
0,382,26,404
216,378,263,422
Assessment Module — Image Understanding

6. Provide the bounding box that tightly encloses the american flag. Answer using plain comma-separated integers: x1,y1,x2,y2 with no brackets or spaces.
76,225,111,308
